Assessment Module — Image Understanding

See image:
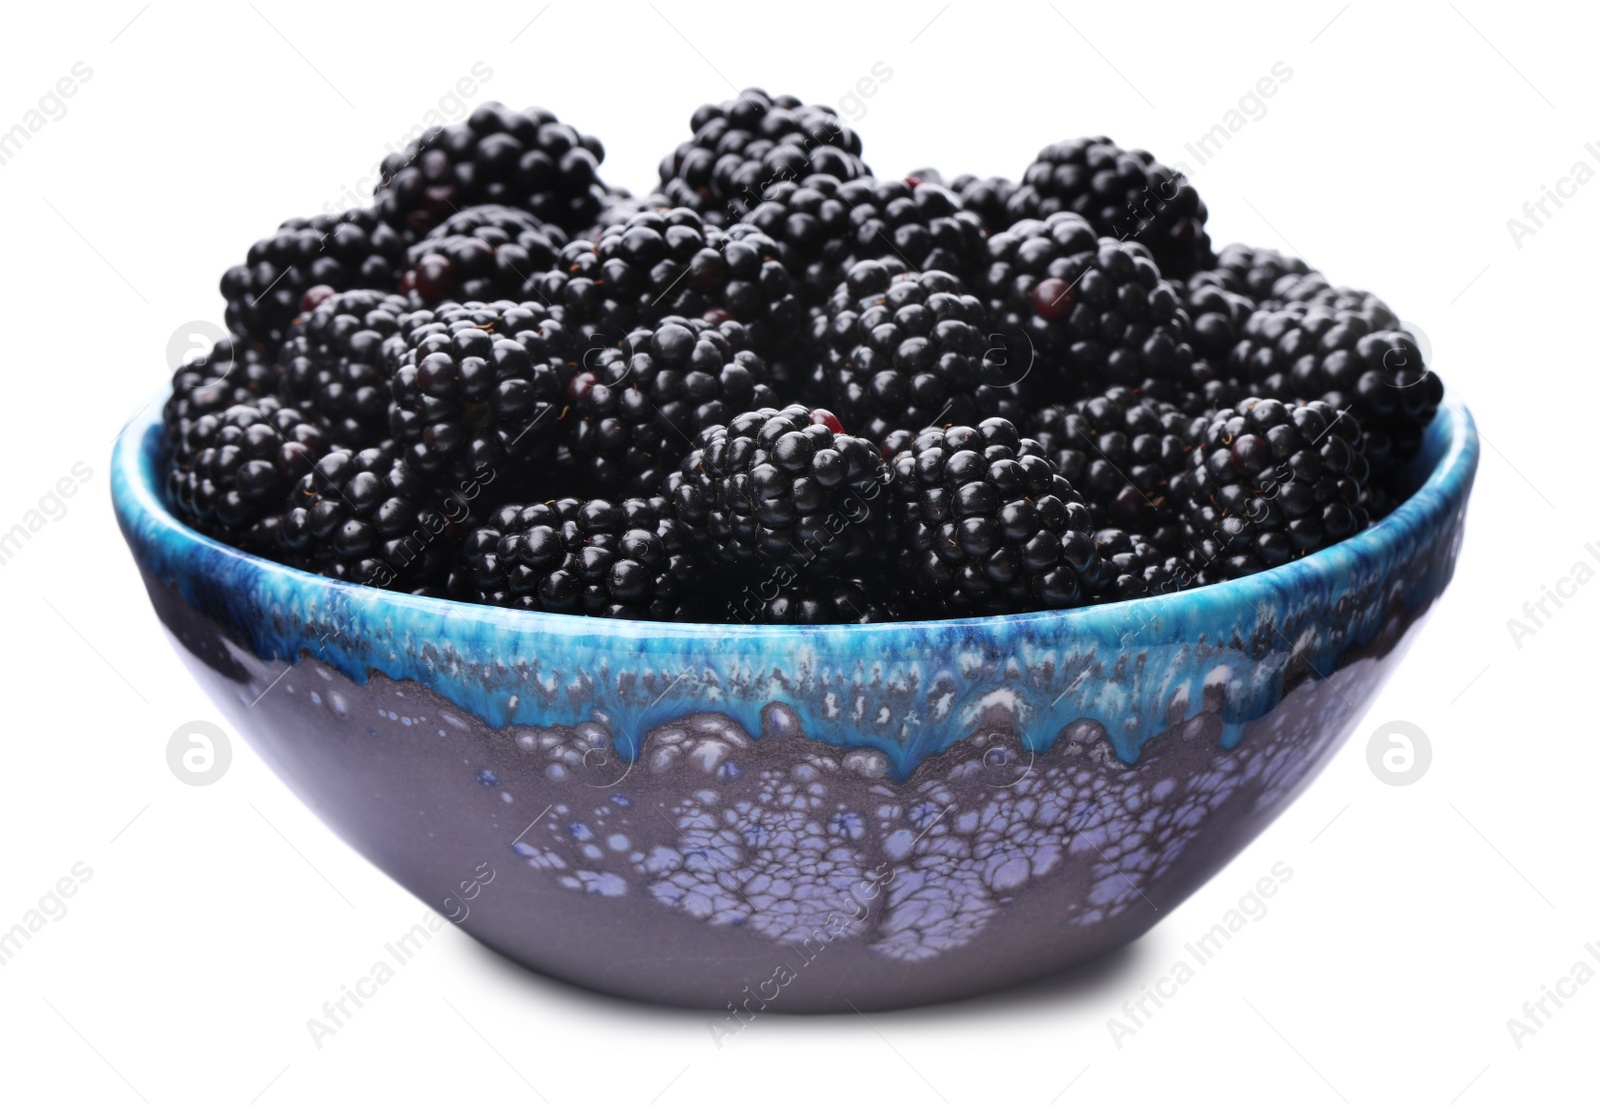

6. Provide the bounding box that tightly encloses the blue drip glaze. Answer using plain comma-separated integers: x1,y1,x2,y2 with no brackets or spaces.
113,395,1478,778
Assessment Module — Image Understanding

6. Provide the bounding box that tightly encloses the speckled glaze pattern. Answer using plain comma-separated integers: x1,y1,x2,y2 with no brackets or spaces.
114,397,1477,1011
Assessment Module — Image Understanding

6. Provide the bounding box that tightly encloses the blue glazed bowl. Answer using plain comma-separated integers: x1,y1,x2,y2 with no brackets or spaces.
113,395,1477,1011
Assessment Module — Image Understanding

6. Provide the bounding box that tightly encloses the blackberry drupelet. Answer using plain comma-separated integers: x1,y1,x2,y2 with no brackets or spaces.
400,205,568,305
657,89,871,225
813,262,1020,444
220,209,406,348
890,417,1101,616
564,315,775,497
279,445,453,591
981,212,1194,398
673,404,889,578
1026,386,1193,536
531,208,802,353
1170,397,1370,582
1006,137,1213,278
279,289,408,448
1193,243,1314,304
167,400,325,555
374,102,607,237
455,496,702,619
1227,301,1441,466
386,300,574,491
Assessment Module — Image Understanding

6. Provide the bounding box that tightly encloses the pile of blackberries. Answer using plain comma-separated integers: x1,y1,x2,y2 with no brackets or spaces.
163,93,1443,624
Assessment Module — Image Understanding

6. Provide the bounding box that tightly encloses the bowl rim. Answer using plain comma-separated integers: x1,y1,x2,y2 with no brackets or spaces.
112,389,1479,641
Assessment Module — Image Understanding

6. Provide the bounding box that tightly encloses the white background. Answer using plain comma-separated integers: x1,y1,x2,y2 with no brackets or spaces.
0,2,1594,1105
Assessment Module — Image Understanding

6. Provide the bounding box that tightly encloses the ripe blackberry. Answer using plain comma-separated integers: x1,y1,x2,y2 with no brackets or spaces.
167,401,325,555
730,577,896,624
374,102,607,237
813,262,1021,444
1092,527,1191,601
1006,138,1213,277
1272,272,1400,325
455,496,702,619
890,417,1101,616
981,212,1194,397
1152,279,1254,416
1193,243,1314,304
587,187,670,237
949,174,1020,236
220,209,406,348
399,205,568,305
1227,301,1441,465
1170,397,1370,582
163,334,279,463
746,175,986,307
278,289,408,448
656,89,871,225
841,177,987,285
673,404,889,578
532,208,802,353
279,445,453,591
1026,386,1193,536
564,316,775,497
386,300,574,490
1181,280,1254,364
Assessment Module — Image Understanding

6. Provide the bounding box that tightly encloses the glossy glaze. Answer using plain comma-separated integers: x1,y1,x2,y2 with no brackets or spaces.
114,397,1477,1010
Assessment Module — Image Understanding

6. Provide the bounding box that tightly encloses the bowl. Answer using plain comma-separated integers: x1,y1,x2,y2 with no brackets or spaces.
112,394,1477,1011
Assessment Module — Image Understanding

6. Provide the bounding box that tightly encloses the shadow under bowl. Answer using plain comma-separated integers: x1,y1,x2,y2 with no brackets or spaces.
112,396,1477,1012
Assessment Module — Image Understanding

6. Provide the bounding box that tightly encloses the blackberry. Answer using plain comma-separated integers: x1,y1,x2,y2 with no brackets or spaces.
813,262,1020,444
1170,397,1370,582
731,577,896,625
564,316,775,497
1226,301,1441,465
838,177,987,285
220,208,406,348
386,300,574,490
163,334,279,463
657,89,871,225
279,445,453,591
400,205,568,306
672,404,889,578
1152,279,1254,416
1193,243,1314,304
167,400,324,555
1092,527,1191,601
1007,138,1213,277
890,417,1101,616
981,212,1193,397
587,187,670,236
949,174,1020,236
1181,280,1255,365
278,289,408,448
455,496,702,619
532,208,802,353
1272,272,1399,324
745,175,986,307
1026,386,1193,536
374,102,607,237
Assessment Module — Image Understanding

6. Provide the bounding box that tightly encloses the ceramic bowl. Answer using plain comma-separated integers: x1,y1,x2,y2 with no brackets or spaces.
112,395,1477,1011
